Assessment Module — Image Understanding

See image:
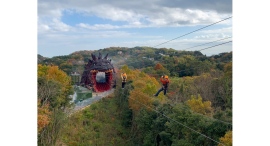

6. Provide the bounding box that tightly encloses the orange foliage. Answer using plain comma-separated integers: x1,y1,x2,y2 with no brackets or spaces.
38,100,51,133
154,63,164,70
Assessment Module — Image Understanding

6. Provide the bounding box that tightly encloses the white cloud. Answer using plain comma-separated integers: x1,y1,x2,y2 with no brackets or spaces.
38,24,50,33
200,27,232,34
92,5,144,23
38,0,232,30
192,27,232,40
77,23,120,30
38,17,72,34
38,2,63,18
51,19,71,32
38,0,232,57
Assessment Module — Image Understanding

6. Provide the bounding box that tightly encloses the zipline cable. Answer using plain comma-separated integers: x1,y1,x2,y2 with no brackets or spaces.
174,40,232,73
126,93,226,146
129,40,232,73
198,41,232,51
183,37,232,51
152,16,232,48
75,40,232,145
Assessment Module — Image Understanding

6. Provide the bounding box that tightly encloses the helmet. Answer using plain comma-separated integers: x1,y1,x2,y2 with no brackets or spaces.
164,75,168,79
122,73,127,77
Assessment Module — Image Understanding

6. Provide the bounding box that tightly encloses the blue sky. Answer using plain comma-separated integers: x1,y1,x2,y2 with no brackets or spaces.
38,0,232,58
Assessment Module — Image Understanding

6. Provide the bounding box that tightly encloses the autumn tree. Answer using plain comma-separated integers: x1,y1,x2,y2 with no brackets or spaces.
211,62,232,110
187,94,213,116
38,100,51,133
154,63,164,70
38,64,74,146
38,64,73,109
224,62,232,79
123,66,161,112
218,130,232,146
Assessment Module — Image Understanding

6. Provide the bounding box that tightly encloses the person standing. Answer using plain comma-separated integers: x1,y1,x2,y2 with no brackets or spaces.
121,73,127,89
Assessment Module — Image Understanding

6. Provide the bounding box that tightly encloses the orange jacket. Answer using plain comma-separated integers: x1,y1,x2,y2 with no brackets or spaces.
160,76,169,85
121,73,127,82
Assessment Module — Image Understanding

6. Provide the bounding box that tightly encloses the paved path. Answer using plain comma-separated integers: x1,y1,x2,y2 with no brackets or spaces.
69,89,115,115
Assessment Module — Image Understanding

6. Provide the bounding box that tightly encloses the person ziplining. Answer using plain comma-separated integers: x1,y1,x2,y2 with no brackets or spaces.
154,75,170,97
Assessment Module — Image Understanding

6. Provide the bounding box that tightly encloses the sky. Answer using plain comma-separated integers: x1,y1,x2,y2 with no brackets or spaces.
38,0,232,58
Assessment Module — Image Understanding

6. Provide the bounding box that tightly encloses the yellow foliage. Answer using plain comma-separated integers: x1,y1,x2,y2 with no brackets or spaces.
129,89,153,112
224,62,232,78
119,65,168,111
46,65,71,86
38,64,49,77
121,65,162,112
200,73,211,78
38,64,71,85
121,65,132,74
120,66,140,81
134,80,146,89
224,62,232,73
187,94,213,115
183,76,197,84
38,64,73,97
178,55,196,64
218,130,232,146
142,83,158,96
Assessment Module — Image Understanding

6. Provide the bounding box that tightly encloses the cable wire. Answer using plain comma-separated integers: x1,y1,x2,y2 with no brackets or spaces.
127,95,225,146
117,40,232,74
152,16,232,48
114,71,229,145
162,40,232,73
183,37,232,51
76,43,232,145
90,72,230,145
198,41,232,51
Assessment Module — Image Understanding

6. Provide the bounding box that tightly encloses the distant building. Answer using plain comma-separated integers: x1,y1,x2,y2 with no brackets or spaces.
142,57,154,60
118,51,122,55
76,60,84,65
159,53,168,57
159,53,165,56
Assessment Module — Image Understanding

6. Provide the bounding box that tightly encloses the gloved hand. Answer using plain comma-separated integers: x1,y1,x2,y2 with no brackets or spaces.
161,75,164,78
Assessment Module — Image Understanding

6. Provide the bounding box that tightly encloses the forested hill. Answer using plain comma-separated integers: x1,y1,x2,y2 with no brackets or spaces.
38,47,232,76
38,47,232,145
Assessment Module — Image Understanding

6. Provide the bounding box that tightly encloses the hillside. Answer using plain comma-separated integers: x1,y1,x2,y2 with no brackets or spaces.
60,63,232,145
38,47,232,76
38,47,232,146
